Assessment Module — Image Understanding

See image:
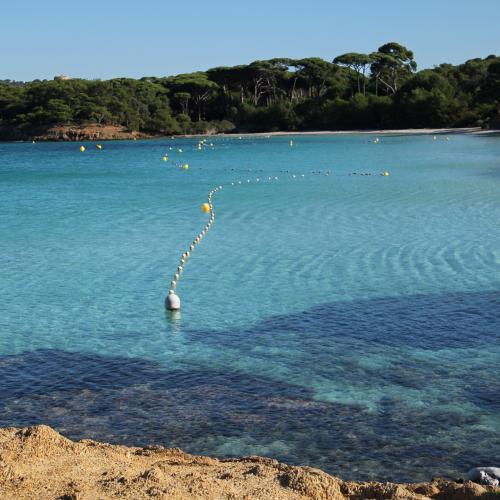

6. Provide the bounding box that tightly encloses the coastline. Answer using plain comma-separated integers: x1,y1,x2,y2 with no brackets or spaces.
2,126,499,143
0,425,497,499
206,127,498,138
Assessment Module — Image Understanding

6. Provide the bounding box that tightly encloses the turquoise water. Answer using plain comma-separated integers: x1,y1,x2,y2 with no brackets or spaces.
1,134,499,481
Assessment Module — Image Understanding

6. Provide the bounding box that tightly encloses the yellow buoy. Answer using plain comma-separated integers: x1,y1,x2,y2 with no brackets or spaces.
162,156,168,161
96,144,102,150
382,171,390,176
182,164,189,170
201,203,210,213
79,145,86,152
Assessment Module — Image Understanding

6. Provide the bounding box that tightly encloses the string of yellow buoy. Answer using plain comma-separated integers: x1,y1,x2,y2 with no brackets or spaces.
165,169,392,310
164,136,394,311
166,184,221,310
164,139,220,309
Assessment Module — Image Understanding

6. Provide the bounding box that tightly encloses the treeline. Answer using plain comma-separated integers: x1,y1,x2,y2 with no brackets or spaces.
1,42,499,138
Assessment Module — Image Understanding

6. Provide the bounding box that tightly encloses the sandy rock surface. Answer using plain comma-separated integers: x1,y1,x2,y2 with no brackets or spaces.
0,426,498,499
34,124,150,141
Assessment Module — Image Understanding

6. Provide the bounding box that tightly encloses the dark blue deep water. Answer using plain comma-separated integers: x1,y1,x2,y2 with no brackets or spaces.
1,134,499,481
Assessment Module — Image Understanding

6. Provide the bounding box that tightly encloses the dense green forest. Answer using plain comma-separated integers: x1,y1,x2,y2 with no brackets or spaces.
1,42,499,139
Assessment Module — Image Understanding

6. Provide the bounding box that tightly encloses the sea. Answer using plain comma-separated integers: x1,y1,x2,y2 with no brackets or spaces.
1,133,499,482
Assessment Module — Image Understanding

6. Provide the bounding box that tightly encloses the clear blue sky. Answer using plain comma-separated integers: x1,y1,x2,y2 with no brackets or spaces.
2,0,499,81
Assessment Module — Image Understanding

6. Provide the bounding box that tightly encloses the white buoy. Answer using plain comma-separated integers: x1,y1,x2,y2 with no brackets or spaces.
166,291,181,310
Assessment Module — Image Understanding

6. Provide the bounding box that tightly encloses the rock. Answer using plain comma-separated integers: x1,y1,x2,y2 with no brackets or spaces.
466,467,500,486
278,466,344,499
33,124,152,142
435,479,489,499
1,425,499,499
409,482,441,496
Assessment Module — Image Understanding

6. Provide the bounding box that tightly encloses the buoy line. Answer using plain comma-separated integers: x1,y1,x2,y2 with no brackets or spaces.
165,184,222,310
165,165,391,311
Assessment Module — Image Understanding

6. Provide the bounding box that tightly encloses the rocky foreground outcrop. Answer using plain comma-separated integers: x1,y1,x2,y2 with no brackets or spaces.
0,426,498,499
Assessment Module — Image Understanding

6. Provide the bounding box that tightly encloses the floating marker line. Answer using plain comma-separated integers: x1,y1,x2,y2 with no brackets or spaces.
165,167,390,310
165,172,320,310
165,184,222,310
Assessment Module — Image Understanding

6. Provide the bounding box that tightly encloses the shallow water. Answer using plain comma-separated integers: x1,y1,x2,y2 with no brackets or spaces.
0,134,499,482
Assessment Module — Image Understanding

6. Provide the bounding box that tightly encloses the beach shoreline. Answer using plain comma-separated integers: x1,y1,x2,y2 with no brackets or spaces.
2,126,499,143
0,425,497,499
193,127,498,138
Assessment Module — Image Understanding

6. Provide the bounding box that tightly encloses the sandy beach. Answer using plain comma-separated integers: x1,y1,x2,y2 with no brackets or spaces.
176,127,499,139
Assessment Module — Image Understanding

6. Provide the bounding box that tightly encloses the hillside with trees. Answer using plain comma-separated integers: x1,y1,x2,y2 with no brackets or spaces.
0,43,499,139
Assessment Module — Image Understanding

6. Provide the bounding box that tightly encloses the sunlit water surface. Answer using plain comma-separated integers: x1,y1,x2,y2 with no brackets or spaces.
1,134,499,481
